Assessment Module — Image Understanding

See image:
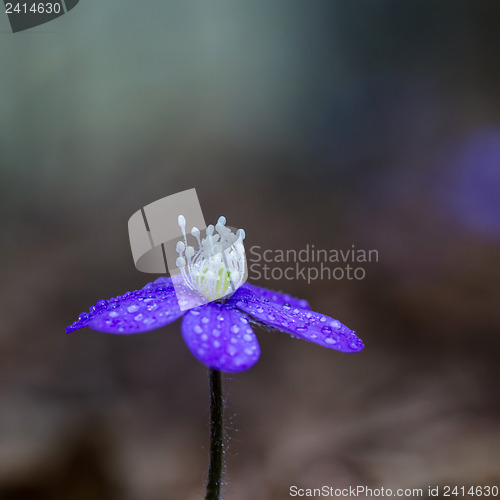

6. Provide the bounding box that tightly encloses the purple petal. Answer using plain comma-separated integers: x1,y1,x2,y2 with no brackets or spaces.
181,303,260,373
66,277,184,334
239,283,310,310
231,287,363,353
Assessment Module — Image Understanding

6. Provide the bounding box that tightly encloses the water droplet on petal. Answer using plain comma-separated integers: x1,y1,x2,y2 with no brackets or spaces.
127,305,139,313
230,325,240,333
240,316,248,324
96,300,108,309
213,340,221,348
134,313,144,321
194,325,203,334
244,348,254,356
78,312,88,321
296,326,307,332
243,334,252,342
321,326,332,334
256,307,264,313
283,302,291,310
201,317,210,324
330,320,341,328
212,329,221,337
201,334,208,341
227,345,237,356
109,311,119,318
319,317,327,323
292,308,300,314
325,337,338,345
267,314,275,320
143,317,155,325
190,309,200,315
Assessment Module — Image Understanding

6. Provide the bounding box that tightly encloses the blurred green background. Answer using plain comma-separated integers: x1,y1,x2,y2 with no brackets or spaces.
1,1,499,499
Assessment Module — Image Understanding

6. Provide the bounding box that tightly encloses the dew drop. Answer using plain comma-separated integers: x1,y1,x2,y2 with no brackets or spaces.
134,313,144,321
244,348,254,356
296,326,307,333
319,317,327,323
243,334,252,342
256,307,264,313
267,314,275,321
147,303,158,311
283,302,291,310
218,315,225,321
239,316,248,324
201,317,210,324
194,325,203,334
321,326,332,334
127,305,139,313
227,345,237,356
201,334,208,341
96,300,108,309
325,337,338,344
330,320,341,328
292,308,300,315
78,312,88,321
190,309,200,315
143,317,155,325
230,325,240,333
213,340,221,348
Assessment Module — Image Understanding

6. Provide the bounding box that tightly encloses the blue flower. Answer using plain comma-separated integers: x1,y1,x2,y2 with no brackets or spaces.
66,278,364,372
66,215,364,372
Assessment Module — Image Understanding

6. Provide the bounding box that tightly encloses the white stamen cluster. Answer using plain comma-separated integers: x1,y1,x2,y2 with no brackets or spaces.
175,215,246,301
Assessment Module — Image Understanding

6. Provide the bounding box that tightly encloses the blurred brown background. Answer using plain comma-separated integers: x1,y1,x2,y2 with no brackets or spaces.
1,2,499,499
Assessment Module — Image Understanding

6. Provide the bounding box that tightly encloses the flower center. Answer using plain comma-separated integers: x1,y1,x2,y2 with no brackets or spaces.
175,215,246,302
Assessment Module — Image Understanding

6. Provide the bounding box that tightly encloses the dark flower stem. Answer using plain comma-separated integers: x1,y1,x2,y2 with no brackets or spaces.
206,368,224,500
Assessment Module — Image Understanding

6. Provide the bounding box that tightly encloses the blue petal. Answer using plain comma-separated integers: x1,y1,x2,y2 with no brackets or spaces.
239,283,310,310
230,286,364,353
181,302,260,373
66,277,184,334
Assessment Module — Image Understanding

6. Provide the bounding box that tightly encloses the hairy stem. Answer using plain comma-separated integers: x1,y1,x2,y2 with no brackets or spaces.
206,368,224,500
